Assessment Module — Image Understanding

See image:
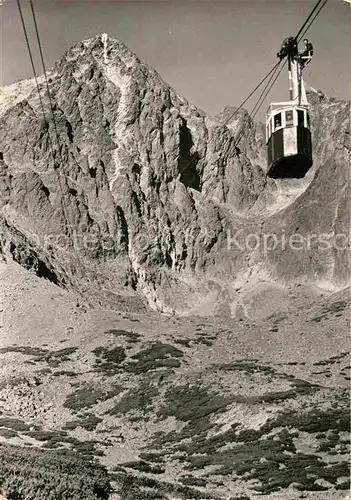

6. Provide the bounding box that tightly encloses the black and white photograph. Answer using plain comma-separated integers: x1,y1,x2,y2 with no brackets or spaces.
0,0,350,498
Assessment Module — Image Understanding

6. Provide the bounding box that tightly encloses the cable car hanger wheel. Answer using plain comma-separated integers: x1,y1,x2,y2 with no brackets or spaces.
266,36,314,179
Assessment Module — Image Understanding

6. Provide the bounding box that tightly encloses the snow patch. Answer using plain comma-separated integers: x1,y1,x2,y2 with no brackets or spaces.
105,67,130,94
104,64,133,123
128,245,175,315
72,62,90,81
0,76,47,117
104,65,138,190
101,33,108,64
109,149,126,191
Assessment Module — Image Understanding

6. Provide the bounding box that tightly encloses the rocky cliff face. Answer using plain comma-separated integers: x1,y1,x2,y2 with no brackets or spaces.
0,35,349,314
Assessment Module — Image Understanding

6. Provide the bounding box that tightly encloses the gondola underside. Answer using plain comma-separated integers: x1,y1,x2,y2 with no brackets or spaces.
267,126,312,179
268,154,313,178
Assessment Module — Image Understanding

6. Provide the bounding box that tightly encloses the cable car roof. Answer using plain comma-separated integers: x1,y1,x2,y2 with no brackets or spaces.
266,101,309,114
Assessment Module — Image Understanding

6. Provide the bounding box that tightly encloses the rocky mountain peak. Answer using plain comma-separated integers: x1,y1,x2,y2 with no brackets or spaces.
55,33,141,74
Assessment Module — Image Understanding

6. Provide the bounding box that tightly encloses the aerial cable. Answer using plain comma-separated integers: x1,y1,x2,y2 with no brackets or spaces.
250,0,329,117
235,0,329,147
234,69,280,145
231,0,329,138
248,0,329,118
250,64,286,126
249,0,329,119
249,0,329,128
16,0,58,167
28,0,82,268
16,0,48,127
29,0,63,165
29,0,96,290
251,62,287,121
235,62,285,146
179,0,329,176
17,0,85,285
295,0,327,40
220,61,281,128
176,61,282,180
297,0,328,42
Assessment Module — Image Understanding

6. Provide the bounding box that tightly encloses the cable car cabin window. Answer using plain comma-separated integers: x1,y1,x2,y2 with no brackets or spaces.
266,120,271,140
285,110,294,127
274,113,282,130
297,109,304,127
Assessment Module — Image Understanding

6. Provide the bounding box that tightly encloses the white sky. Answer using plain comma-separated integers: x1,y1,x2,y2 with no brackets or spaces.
1,0,350,120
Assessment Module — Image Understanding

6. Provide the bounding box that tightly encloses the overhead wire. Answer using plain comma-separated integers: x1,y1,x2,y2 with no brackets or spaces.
252,62,287,121
28,0,70,222
234,61,285,146
16,0,49,137
17,0,329,176
176,61,282,180
297,0,328,42
16,0,85,283
29,0,63,165
295,0,327,41
219,61,281,128
29,0,86,280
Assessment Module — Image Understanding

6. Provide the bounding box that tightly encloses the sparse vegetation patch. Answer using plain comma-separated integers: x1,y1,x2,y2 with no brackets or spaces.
93,345,127,375
311,301,347,322
105,329,141,343
122,460,165,474
63,383,105,412
158,384,231,423
148,383,350,495
109,382,158,416
25,429,68,442
174,338,192,348
124,342,184,374
111,470,214,499
0,345,77,367
0,346,48,356
0,418,30,432
179,475,207,487
63,414,103,431
52,370,78,377
0,442,111,499
193,335,216,346
0,428,18,438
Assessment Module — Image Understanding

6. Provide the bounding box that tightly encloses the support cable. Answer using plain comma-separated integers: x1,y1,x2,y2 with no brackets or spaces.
29,0,63,164
251,63,286,121
297,0,328,42
177,61,282,179
17,0,84,282
29,0,84,280
16,0,48,131
177,0,329,179
295,0,326,40
235,62,285,146
234,0,329,147
220,61,281,128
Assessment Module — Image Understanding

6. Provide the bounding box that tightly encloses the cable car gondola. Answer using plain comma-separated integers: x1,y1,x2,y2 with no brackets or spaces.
266,37,313,179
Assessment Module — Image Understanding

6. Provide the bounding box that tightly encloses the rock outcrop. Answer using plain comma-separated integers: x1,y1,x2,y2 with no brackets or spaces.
0,35,349,314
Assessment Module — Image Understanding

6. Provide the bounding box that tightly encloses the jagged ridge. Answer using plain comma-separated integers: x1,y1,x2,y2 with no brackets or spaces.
0,35,349,314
